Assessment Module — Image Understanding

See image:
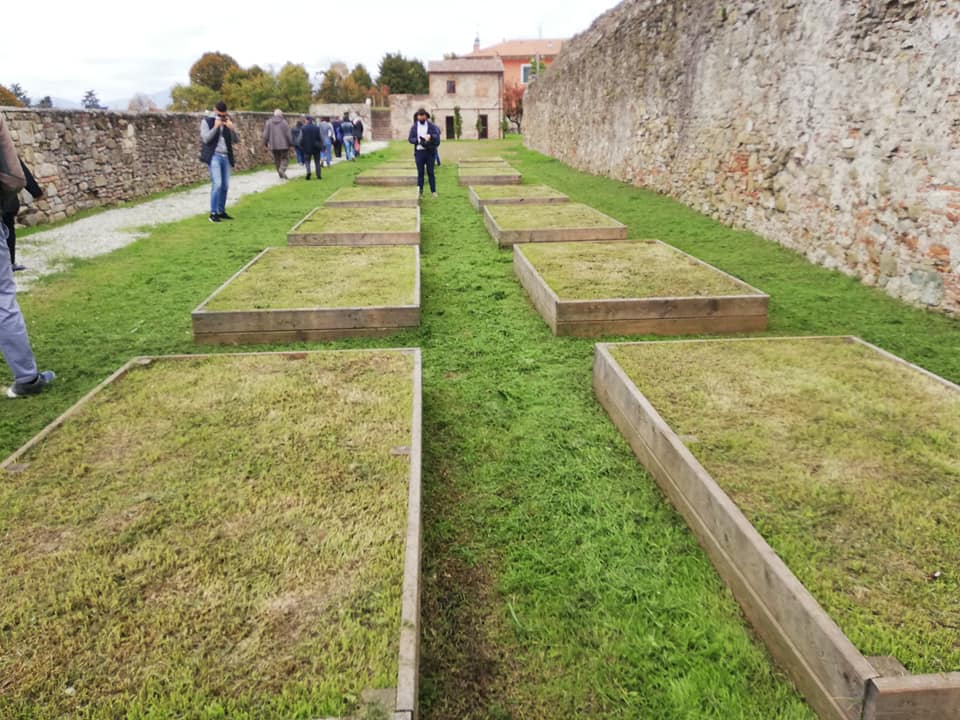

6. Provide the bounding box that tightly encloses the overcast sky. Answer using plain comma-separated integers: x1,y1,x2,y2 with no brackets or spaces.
2,0,622,106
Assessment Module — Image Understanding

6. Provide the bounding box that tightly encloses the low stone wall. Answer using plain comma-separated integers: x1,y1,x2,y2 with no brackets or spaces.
2,107,276,226
524,0,960,314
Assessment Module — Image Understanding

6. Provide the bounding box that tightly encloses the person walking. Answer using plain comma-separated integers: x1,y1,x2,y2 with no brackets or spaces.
261,109,292,178
353,115,364,156
292,118,305,166
1,157,42,272
318,117,333,167
299,116,323,180
340,113,355,161
332,117,343,159
200,101,239,223
0,113,55,398
409,108,441,197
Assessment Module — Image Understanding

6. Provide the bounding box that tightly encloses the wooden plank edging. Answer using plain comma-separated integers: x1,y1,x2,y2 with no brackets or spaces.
593,337,960,720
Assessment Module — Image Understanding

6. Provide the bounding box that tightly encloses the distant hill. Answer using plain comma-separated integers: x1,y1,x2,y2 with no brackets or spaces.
105,89,173,112
50,97,82,109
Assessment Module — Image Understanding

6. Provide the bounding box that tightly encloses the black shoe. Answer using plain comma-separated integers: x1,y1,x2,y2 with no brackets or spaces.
7,370,55,398
305,174,311,180
11,263,26,272
209,213,221,223
218,212,234,220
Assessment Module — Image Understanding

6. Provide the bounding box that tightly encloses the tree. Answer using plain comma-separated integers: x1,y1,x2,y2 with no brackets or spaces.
189,51,240,92
35,96,53,108
275,63,312,112
168,83,219,111
128,93,158,112
349,64,373,91
82,90,103,109
10,83,30,107
376,52,428,94
316,66,345,102
453,106,462,140
503,82,525,133
0,85,24,107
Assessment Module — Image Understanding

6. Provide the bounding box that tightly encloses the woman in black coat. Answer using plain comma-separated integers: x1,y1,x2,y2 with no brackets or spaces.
408,108,441,197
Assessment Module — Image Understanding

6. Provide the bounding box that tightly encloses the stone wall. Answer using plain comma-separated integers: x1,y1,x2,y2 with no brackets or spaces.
524,0,960,313
2,107,276,226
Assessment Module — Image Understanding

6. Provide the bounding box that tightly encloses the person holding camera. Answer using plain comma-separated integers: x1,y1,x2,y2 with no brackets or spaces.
200,101,239,223
409,108,441,197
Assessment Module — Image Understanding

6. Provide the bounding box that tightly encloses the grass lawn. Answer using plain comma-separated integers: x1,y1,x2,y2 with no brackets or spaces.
610,337,960,675
202,246,417,310
521,240,757,299
470,184,568,203
2,138,958,719
325,186,421,206
0,351,414,719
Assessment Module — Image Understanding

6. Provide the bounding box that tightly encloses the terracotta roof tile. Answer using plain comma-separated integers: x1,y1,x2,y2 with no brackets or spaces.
428,58,505,73
467,39,565,59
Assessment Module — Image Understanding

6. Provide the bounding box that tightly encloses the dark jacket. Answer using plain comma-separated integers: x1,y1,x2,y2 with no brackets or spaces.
353,118,364,140
340,120,354,139
409,120,442,150
199,115,236,166
1,159,42,217
299,122,323,154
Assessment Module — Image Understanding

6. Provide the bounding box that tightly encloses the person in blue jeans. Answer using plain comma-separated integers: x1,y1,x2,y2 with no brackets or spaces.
409,108,441,197
340,113,355,161
0,115,55,398
199,101,239,223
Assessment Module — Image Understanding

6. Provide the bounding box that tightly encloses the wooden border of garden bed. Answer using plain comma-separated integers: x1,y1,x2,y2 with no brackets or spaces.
191,247,420,344
484,205,627,247
458,172,521,186
1,348,425,720
467,185,569,211
287,207,421,246
459,157,506,164
593,336,960,720
324,187,420,208
514,240,768,336
355,171,418,187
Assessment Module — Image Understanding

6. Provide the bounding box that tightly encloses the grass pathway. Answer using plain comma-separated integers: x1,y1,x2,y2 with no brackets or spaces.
2,137,958,718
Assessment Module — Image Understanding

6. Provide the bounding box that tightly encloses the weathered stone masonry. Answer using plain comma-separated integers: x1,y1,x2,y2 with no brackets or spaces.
524,0,960,313
2,108,274,226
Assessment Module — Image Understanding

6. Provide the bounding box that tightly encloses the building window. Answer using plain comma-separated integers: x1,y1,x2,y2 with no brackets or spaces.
521,64,532,83
446,80,456,94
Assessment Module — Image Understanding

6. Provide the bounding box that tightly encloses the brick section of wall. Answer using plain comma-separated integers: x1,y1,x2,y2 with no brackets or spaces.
524,0,960,314
2,108,276,226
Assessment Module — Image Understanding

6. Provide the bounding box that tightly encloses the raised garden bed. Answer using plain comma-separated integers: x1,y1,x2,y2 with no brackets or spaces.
459,156,507,164
288,206,420,246
192,246,420,344
356,168,418,186
325,186,420,208
458,165,521,186
467,184,569,211
484,202,627,247
594,336,960,720
0,349,424,720
514,240,768,336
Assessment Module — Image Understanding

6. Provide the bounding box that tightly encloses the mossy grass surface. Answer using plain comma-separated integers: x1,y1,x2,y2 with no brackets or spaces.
458,166,520,177
471,184,567,201
325,186,421,204
203,246,417,310
3,137,958,719
610,337,960,675
0,350,414,719
522,240,756,299
489,202,623,230
358,168,419,178
296,206,418,233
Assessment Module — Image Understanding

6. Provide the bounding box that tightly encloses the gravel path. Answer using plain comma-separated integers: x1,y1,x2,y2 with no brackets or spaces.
14,141,388,292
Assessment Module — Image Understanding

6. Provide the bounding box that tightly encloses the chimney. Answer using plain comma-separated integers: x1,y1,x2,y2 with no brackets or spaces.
473,34,480,53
